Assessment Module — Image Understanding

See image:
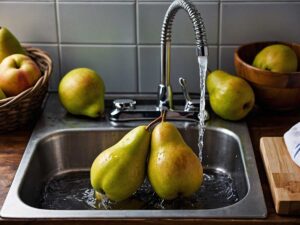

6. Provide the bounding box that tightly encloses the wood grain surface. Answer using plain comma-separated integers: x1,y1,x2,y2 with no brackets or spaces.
260,137,300,215
0,129,32,210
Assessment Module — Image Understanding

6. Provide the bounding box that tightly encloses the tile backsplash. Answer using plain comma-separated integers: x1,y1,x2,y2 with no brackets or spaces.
0,0,299,93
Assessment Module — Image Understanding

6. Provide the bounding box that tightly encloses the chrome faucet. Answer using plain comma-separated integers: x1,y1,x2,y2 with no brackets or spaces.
109,0,209,122
157,0,208,110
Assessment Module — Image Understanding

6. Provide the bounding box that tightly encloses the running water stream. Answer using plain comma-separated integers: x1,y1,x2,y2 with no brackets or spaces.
197,56,208,161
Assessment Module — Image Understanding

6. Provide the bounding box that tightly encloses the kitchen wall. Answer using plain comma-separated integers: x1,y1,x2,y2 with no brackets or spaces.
0,0,299,93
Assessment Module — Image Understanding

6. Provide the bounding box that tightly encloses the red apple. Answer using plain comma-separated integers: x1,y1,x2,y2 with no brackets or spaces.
0,54,41,97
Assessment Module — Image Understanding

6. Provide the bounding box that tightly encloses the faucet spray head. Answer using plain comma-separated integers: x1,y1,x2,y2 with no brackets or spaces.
157,0,208,111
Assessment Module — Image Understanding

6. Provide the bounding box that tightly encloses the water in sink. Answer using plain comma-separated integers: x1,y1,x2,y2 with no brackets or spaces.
39,168,239,210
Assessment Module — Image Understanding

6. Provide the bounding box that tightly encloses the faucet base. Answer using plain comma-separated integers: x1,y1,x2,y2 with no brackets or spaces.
109,105,209,122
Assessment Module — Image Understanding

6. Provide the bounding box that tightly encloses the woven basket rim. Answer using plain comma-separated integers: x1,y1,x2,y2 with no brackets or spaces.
0,46,52,108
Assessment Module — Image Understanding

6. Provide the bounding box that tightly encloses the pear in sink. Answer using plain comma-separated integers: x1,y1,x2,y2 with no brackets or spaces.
148,120,203,200
90,125,151,202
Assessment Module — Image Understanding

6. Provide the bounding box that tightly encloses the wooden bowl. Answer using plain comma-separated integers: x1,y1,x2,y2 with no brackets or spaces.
234,41,300,110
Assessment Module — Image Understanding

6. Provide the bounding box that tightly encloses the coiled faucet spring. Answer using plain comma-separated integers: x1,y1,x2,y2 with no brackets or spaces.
157,0,208,110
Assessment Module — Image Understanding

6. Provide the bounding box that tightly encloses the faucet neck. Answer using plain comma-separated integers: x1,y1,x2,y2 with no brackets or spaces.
158,0,208,111
161,0,208,50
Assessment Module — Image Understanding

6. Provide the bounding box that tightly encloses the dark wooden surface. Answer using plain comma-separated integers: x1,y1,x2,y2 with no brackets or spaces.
1,107,300,224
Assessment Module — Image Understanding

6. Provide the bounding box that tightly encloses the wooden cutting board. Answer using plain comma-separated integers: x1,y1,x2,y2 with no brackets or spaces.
260,137,300,215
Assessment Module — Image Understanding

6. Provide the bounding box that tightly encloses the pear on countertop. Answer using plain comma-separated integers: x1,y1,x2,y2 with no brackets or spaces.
207,70,255,121
58,68,105,118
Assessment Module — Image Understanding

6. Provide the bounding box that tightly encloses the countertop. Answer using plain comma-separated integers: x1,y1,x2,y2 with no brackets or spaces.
1,102,300,224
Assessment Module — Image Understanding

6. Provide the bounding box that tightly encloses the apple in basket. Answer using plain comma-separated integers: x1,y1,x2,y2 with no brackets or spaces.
0,54,41,97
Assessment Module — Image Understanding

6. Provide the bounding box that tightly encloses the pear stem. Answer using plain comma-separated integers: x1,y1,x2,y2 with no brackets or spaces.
146,115,163,131
161,110,167,122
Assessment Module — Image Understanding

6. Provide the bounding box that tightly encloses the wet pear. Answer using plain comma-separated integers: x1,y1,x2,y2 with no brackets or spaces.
0,27,26,63
207,70,255,121
58,68,105,118
148,121,203,200
90,126,150,202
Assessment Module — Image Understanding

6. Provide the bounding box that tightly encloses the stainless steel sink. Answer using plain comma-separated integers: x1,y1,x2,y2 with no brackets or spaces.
1,94,267,219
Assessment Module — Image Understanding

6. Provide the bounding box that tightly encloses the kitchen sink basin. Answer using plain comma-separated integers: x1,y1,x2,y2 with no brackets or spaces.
1,94,267,219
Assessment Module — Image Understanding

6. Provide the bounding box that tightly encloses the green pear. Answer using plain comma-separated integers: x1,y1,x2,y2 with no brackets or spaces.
58,68,105,118
207,70,255,121
148,121,203,200
253,44,298,73
0,88,6,100
0,27,26,63
91,125,151,202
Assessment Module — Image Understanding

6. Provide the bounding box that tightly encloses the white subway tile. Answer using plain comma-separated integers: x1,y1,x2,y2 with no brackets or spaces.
61,45,137,93
58,3,136,44
138,2,218,45
221,2,300,44
0,2,57,43
219,46,238,75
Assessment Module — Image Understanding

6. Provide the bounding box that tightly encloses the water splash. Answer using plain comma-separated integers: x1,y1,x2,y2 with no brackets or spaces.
39,169,239,210
197,56,208,161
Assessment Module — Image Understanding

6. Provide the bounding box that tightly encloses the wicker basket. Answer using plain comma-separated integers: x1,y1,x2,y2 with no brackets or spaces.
0,47,52,132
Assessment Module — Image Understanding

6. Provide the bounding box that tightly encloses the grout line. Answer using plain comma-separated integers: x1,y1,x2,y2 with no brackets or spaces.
58,1,136,5
58,44,138,47
55,43,221,46
0,1,55,3
63,43,219,47
219,1,300,3
23,42,220,47
59,0,135,1
55,0,63,81
22,42,58,46
0,0,202,2
135,0,139,93
218,1,222,69
138,44,219,47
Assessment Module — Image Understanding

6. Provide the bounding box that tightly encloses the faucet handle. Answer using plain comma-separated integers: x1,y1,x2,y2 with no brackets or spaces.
178,77,210,121
179,77,192,102
113,99,136,110
178,77,200,111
